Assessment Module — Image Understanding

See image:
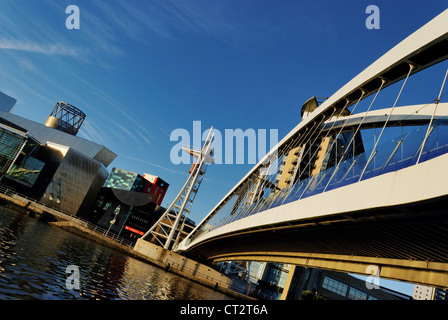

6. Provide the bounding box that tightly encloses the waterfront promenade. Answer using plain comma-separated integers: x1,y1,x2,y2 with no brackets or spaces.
0,184,251,300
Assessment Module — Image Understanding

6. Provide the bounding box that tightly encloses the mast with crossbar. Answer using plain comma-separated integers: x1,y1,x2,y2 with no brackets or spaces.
141,127,214,250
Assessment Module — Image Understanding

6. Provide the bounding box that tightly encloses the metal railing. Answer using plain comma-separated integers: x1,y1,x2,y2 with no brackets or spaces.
206,120,448,233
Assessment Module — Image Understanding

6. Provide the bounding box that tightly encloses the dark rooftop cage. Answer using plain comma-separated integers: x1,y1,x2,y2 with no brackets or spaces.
44,101,86,136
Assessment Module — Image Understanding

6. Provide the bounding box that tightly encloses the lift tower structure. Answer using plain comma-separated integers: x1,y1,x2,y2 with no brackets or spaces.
141,128,214,250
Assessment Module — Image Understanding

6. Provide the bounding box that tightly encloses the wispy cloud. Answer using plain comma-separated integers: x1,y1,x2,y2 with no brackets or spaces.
157,0,282,50
16,57,36,72
0,0,282,69
77,119,111,147
68,72,155,147
0,66,54,106
89,0,274,51
106,117,147,148
0,38,83,56
119,154,188,176
90,0,175,44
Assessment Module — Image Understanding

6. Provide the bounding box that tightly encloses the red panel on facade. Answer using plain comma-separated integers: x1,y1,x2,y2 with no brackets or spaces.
125,225,144,235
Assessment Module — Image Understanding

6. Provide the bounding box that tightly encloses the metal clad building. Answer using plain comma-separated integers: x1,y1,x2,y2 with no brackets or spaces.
0,110,116,167
0,102,117,217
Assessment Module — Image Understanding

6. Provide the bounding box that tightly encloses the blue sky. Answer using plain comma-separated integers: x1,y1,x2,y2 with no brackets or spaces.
0,0,447,296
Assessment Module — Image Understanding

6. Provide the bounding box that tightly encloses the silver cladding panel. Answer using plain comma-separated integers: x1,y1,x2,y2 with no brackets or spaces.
40,148,108,215
0,110,116,167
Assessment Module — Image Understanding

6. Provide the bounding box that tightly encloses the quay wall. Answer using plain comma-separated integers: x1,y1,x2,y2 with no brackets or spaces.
133,238,234,288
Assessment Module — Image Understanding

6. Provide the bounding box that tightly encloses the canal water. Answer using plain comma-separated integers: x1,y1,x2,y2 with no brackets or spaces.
0,206,233,300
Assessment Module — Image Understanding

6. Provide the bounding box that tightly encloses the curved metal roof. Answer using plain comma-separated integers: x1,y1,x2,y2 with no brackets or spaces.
0,110,116,167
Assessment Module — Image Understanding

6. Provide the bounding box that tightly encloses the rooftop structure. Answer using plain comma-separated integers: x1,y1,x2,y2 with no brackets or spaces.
0,109,116,167
44,101,86,136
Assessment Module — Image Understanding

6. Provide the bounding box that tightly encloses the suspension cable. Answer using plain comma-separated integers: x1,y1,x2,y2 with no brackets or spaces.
323,79,387,192
286,101,351,203
358,63,414,181
416,65,448,164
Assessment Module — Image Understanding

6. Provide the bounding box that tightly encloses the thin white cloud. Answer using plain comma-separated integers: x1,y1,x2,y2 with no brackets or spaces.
158,0,279,50
17,58,36,72
68,72,156,146
106,117,145,147
0,38,82,56
0,67,53,106
90,0,176,45
77,119,112,147
119,154,187,176
90,0,268,50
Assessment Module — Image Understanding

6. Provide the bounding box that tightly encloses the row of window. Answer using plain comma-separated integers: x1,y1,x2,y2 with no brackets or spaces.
94,198,152,226
322,276,348,296
0,129,26,173
8,156,45,186
130,215,149,225
266,264,288,290
322,276,377,300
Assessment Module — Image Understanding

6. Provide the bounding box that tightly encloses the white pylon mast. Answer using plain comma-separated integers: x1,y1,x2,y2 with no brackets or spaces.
141,128,214,250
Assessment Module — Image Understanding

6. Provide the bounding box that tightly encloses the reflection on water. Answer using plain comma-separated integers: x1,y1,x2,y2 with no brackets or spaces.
0,206,232,300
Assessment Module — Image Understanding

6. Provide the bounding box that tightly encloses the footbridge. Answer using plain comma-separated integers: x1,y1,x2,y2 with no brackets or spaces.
175,10,448,288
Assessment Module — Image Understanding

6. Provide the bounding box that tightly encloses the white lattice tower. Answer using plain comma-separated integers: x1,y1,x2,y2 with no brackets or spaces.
141,128,214,250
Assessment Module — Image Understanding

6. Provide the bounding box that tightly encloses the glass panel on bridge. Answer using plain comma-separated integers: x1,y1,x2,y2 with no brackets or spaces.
204,120,448,234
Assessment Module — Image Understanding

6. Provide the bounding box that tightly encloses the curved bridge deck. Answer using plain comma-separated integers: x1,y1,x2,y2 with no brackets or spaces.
177,10,448,288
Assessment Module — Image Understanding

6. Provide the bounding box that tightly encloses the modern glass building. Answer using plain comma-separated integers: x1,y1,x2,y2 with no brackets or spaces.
8,155,45,187
143,173,169,206
0,94,172,242
104,168,148,192
90,168,171,243
0,122,28,175
0,99,117,217
40,142,109,215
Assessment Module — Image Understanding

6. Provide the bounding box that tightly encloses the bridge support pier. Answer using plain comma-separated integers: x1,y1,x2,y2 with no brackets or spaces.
280,265,297,300
133,238,237,289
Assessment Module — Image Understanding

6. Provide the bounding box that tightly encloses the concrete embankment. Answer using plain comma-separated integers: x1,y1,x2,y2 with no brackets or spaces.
0,191,68,222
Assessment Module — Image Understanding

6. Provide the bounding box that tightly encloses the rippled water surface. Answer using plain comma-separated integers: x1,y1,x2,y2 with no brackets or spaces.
0,206,233,300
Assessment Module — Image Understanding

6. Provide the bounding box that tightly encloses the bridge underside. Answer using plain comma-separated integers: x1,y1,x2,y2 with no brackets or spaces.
185,195,448,288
